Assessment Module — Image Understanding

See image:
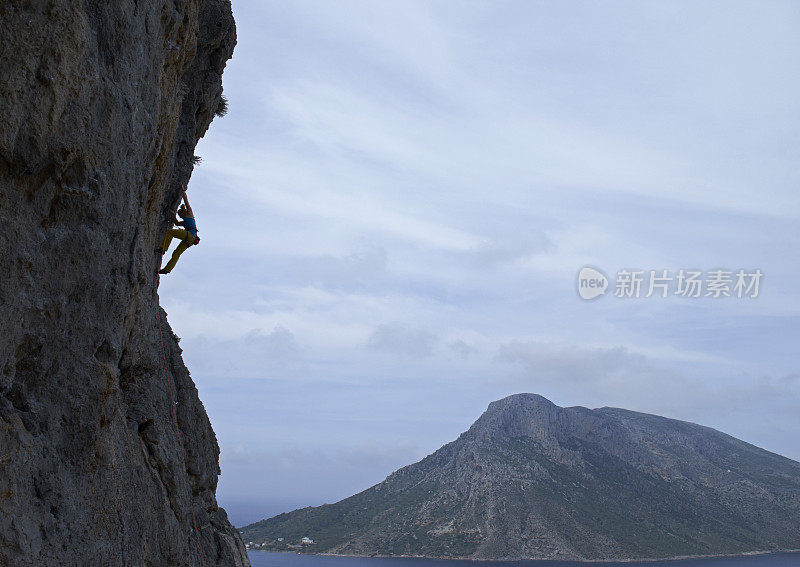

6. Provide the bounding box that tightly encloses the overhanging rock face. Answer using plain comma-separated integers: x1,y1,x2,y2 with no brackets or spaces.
0,1,249,565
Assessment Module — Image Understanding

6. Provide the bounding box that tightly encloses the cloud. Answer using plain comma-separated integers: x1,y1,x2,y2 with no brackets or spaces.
493,341,689,409
243,326,302,359
162,0,800,524
449,340,476,359
496,341,652,384
255,244,389,290
180,325,306,382
367,323,439,356
467,231,553,268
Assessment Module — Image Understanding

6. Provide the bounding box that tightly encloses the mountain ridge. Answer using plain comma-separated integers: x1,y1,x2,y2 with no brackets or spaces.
241,393,800,561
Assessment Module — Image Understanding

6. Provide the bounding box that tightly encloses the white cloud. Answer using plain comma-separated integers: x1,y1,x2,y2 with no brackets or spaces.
367,323,439,357
155,0,800,523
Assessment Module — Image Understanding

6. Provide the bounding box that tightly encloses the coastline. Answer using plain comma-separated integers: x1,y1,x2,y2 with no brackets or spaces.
247,548,800,564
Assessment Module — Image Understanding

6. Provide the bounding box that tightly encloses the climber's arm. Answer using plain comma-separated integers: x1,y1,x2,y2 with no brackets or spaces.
182,190,194,217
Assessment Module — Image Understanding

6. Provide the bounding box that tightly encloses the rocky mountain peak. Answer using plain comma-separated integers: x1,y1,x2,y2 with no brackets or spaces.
242,394,800,561
467,392,566,442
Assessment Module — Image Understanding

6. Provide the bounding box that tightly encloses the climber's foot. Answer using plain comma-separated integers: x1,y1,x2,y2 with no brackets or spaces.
158,269,169,275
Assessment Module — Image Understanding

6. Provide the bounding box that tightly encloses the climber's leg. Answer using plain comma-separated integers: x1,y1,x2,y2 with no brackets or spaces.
161,228,186,252
162,240,190,273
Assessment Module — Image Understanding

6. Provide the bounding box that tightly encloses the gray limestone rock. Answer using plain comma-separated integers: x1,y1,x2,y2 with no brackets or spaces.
0,1,248,565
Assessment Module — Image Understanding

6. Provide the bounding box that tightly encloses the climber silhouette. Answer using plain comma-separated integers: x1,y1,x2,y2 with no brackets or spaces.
158,190,199,274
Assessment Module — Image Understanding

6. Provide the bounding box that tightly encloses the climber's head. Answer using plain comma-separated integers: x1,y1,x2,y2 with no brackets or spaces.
177,205,188,218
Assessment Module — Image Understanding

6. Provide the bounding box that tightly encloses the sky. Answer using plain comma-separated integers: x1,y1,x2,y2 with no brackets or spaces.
158,0,800,527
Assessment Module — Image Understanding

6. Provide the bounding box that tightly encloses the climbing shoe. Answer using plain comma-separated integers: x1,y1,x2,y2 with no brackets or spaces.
158,269,169,275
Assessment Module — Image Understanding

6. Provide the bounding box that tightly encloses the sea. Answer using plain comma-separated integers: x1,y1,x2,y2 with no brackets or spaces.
246,552,800,567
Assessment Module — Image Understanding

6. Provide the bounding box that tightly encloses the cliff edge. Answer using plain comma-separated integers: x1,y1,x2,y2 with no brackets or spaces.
0,1,248,565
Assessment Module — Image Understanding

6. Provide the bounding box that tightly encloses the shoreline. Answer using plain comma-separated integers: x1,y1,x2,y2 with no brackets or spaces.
248,548,800,564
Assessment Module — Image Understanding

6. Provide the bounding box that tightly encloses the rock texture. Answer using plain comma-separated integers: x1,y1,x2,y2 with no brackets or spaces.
242,394,800,561
0,1,248,565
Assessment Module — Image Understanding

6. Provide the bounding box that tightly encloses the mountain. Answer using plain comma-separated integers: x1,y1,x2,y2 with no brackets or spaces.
0,1,247,566
241,394,800,561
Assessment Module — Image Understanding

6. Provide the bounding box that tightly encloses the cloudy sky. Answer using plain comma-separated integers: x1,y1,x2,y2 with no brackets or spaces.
159,0,800,526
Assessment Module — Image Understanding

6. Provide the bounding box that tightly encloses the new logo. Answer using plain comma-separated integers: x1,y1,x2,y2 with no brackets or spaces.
577,266,608,300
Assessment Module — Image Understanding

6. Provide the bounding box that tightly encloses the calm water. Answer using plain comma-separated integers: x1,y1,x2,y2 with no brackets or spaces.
246,552,800,567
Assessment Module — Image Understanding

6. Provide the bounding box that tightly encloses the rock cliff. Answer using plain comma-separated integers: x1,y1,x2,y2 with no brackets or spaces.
0,1,248,565
242,394,800,561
